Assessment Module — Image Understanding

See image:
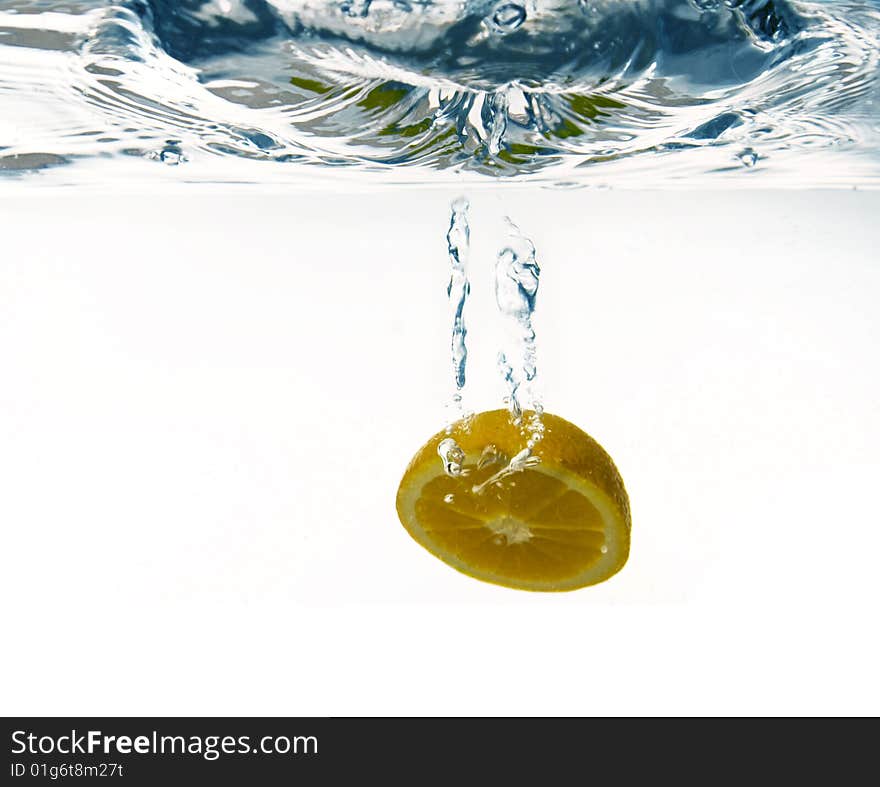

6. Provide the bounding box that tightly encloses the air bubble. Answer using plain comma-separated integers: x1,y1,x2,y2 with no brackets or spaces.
149,140,185,165
578,0,600,15
340,0,371,18
738,148,759,167
438,438,466,477
491,3,526,33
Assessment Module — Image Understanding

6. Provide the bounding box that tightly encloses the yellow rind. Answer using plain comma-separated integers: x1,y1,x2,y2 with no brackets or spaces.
396,409,631,592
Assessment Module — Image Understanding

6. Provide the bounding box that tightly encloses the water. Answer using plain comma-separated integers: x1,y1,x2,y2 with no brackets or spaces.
2,188,879,609
1,0,879,186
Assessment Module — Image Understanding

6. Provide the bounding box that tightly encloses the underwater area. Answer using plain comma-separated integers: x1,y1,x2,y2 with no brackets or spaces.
1,1,879,714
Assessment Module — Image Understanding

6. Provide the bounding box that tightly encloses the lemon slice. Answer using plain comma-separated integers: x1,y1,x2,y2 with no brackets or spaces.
396,409,631,591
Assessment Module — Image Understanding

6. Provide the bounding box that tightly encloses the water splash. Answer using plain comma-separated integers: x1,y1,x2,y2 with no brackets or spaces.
1,0,879,186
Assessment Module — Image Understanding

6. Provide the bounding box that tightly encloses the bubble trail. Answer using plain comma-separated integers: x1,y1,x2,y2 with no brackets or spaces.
494,217,541,430
474,217,545,495
446,197,471,419
437,197,472,475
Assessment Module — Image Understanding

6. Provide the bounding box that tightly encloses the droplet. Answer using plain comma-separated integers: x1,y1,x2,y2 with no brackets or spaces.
444,494,455,504
738,148,759,168
490,3,526,33
600,545,609,554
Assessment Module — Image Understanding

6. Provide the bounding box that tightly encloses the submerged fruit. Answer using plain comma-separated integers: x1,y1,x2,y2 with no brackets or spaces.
396,409,630,591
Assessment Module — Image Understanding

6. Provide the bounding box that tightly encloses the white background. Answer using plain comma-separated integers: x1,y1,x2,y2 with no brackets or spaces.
1,188,878,715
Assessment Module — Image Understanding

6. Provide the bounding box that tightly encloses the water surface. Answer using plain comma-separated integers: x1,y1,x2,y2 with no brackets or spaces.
1,0,878,185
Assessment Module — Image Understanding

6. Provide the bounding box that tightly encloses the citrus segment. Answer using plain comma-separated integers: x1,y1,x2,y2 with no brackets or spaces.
396,409,631,591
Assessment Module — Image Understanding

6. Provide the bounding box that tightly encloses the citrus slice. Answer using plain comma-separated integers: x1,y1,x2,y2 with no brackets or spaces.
396,409,631,591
